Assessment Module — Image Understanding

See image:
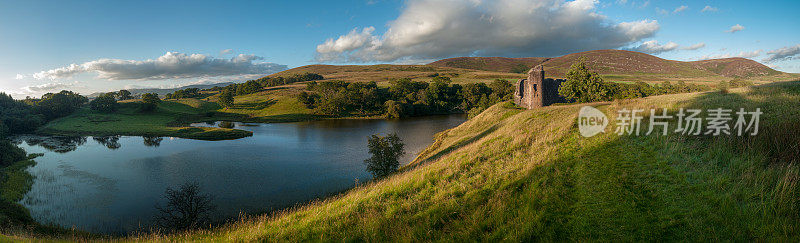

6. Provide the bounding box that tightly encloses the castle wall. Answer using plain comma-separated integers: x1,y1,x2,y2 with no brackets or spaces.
512,65,566,109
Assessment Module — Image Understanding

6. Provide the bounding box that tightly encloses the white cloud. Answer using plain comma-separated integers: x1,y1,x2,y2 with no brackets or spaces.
701,5,718,12
726,24,745,33
219,49,233,55
628,40,679,54
681,42,706,50
315,0,660,62
763,44,800,62
24,52,287,81
698,50,762,60
22,81,80,93
673,5,688,14
655,7,669,15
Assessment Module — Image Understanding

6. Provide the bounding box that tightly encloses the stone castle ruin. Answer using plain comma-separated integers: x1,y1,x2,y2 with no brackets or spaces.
513,65,567,109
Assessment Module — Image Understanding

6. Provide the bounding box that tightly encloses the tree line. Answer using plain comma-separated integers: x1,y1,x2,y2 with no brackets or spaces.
558,60,718,103
298,77,514,119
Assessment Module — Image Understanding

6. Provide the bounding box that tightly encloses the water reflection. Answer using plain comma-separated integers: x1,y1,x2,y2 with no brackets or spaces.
93,136,122,149
16,114,466,234
142,136,163,147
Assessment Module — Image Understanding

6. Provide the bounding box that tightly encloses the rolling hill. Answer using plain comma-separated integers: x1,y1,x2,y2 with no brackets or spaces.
428,50,795,83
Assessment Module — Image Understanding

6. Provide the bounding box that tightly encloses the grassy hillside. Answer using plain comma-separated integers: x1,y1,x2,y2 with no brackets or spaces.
88,81,799,241
39,100,252,140
428,57,550,73
427,50,799,84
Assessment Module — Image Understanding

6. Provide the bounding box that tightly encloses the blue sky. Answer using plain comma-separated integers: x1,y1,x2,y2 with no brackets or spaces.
1,0,798,98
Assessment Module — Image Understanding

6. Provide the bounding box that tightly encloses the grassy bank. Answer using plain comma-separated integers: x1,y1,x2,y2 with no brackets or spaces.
0,154,95,239
39,100,253,140
125,81,797,241
10,81,800,241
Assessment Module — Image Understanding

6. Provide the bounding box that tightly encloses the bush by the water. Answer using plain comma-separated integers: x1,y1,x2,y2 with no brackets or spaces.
155,182,216,232
364,133,405,179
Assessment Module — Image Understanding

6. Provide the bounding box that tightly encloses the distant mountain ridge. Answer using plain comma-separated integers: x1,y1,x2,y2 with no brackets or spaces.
88,82,234,98
429,49,782,78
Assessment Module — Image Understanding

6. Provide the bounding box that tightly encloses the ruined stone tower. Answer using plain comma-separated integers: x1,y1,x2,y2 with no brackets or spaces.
513,65,566,109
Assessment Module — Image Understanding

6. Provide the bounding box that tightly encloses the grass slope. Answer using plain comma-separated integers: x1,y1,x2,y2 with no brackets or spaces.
39,101,252,140
106,81,799,241
427,50,799,84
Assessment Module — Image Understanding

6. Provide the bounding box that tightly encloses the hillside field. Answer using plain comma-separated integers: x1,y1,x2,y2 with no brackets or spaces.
65,81,796,241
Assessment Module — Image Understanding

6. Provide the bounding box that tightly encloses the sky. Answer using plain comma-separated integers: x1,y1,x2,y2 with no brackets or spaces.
1,0,798,98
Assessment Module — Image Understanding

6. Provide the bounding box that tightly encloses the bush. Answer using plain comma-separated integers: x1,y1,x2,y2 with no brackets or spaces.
89,93,119,113
32,90,88,120
558,60,611,103
297,91,319,109
217,90,234,108
140,93,161,112
0,140,26,167
364,133,405,179
155,182,215,232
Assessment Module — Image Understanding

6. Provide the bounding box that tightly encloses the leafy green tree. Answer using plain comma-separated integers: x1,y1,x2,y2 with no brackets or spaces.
364,133,405,179
217,90,235,108
140,93,161,112
0,140,27,167
297,91,319,109
90,93,119,113
117,90,133,100
0,93,44,135
488,79,514,101
558,60,610,103
34,90,88,120
385,100,410,119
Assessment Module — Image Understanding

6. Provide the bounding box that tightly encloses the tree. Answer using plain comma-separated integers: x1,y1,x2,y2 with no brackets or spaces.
140,93,161,112
217,90,234,108
117,90,133,100
364,133,405,179
33,90,88,120
90,93,119,113
558,60,611,103
155,182,215,231
0,140,27,167
297,91,319,109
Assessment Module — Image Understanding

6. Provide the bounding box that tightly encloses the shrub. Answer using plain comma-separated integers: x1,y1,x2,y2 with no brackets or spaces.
364,133,405,179
140,93,161,112
217,90,234,108
558,59,611,103
155,182,215,232
89,93,119,113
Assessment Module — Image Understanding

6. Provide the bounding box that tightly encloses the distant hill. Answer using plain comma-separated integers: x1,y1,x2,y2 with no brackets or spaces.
88,82,235,98
428,49,786,80
690,57,781,78
428,57,550,73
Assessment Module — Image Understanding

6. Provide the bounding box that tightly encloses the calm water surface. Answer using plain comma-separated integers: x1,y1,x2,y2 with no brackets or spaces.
14,115,465,234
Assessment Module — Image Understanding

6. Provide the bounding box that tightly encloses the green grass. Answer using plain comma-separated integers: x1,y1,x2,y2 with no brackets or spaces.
14,81,800,241
39,101,252,140
105,82,799,241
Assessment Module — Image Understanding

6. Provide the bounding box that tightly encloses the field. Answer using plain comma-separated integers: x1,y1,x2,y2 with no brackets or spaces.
68,81,794,241
39,101,252,140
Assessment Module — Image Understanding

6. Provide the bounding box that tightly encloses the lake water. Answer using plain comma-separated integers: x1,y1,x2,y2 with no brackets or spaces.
14,115,465,234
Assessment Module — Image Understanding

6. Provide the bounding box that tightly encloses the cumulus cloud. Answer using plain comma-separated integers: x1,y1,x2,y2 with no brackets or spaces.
628,40,679,54
726,24,745,33
23,52,287,81
673,5,688,14
698,50,762,60
681,42,706,50
219,49,233,55
701,5,718,12
22,82,79,93
763,44,800,62
315,0,660,62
